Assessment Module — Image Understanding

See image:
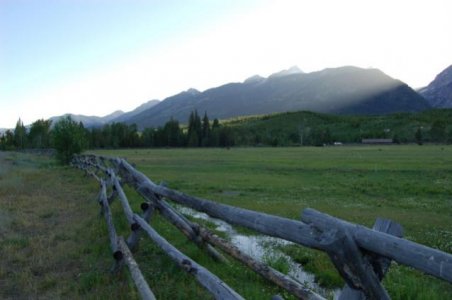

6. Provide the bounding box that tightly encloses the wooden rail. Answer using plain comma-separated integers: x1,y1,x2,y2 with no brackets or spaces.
72,154,452,300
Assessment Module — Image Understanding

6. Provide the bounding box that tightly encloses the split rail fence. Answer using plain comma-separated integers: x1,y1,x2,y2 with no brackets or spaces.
72,154,452,300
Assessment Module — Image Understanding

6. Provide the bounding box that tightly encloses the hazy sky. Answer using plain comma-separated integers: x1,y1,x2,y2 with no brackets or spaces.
1,0,451,128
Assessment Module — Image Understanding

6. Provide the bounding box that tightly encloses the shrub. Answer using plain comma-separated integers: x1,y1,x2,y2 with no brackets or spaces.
52,116,87,164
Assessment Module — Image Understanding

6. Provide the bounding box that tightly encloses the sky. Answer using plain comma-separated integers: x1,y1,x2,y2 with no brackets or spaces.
1,0,451,128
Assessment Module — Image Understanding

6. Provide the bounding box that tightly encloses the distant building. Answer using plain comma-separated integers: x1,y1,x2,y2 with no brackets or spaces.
362,139,393,144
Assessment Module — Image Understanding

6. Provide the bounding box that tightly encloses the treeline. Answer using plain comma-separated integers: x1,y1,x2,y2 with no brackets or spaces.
86,111,234,148
0,119,53,150
228,109,452,146
2,109,452,163
0,117,88,163
0,111,234,163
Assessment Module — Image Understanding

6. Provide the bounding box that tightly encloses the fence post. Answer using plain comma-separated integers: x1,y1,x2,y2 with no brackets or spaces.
302,211,390,299
127,202,156,252
338,218,403,300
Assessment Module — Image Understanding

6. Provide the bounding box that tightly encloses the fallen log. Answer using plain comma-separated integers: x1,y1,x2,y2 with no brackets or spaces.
134,214,244,300
195,224,325,300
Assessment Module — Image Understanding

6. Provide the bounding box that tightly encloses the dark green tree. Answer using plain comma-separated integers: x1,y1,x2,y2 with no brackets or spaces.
447,128,452,144
52,116,88,164
142,128,156,147
219,126,234,147
0,130,15,150
88,127,105,148
415,127,423,145
429,120,446,143
210,118,221,147
163,118,183,147
187,110,202,147
28,119,52,148
14,118,27,149
201,112,210,147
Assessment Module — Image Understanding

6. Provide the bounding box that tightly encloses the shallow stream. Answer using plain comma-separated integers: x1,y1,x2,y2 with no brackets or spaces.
177,206,339,298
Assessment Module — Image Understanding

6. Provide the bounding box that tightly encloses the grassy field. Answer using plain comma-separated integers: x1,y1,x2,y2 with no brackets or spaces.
94,145,452,299
0,152,137,299
1,146,452,299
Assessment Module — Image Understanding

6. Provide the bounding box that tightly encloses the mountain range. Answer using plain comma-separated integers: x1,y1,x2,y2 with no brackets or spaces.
48,65,452,130
48,110,124,128
121,66,429,129
48,100,159,128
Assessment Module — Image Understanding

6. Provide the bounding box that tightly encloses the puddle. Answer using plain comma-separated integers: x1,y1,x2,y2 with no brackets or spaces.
177,206,340,298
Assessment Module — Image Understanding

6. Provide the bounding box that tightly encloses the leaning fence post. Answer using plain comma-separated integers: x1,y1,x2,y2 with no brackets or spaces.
338,218,403,300
301,210,390,299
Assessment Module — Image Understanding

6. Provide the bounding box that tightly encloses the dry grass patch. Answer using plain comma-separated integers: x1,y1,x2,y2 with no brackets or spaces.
0,152,136,299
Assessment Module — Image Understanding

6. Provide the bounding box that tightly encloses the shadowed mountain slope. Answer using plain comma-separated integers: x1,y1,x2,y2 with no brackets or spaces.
419,65,452,108
125,66,429,129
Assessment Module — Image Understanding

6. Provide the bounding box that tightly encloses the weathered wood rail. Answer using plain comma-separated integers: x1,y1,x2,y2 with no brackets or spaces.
72,154,452,300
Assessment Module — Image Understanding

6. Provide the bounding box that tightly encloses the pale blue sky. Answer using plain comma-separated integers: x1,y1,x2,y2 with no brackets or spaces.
1,0,451,128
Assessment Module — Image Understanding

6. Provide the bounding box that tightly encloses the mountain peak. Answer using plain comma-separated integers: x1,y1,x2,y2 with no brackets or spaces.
186,88,201,95
269,66,303,78
244,75,265,84
103,110,124,121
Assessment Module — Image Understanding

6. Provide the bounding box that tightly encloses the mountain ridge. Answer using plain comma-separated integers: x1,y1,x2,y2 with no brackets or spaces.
122,66,429,129
110,99,160,123
48,100,160,128
44,65,437,129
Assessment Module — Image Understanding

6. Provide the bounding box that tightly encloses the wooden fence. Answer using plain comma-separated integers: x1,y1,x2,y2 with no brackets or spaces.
71,154,452,300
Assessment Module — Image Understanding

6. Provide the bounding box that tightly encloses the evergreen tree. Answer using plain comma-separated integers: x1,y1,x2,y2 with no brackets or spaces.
429,120,446,143
187,131,199,147
14,118,27,149
187,110,202,147
88,127,104,148
163,118,183,147
219,126,234,147
210,118,221,147
28,119,52,148
201,112,210,147
415,127,423,145
142,128,156,147
0,130,15,150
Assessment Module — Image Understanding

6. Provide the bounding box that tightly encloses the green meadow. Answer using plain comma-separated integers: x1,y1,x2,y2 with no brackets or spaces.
1,145,451,299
